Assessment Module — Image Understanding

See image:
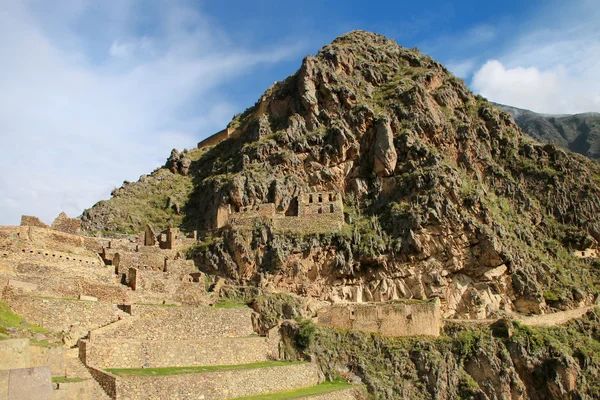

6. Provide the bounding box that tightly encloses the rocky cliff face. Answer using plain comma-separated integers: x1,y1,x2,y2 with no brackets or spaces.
296,308,600,400
82,31,600,321
497,103,600,163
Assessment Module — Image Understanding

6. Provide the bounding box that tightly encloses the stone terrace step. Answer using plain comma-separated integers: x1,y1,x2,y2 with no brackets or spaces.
232,384,363,400
90,304,256,341
81,335,280,369
105,362,320,400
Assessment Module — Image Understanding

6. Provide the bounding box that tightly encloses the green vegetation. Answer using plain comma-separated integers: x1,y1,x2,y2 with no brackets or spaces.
294,319,316,350
213,298,250,309
52,376,85,383
84,167,194,233
106,361,307,377
307,309,600,399
0,300,49,335
232,380,353,399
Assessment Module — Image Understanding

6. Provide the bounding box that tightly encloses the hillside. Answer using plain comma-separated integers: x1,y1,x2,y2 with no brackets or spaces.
496,103,600,162
82,30,600,321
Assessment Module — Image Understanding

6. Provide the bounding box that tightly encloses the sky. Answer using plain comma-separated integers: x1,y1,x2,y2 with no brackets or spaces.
0,0,599,225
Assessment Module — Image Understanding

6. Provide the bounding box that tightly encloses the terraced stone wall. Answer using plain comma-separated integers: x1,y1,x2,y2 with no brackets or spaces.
317,299,442,337
0,226,103,255
2,290,119,332
83,334,279,369
114,363,319,400
87,366,116,399
92,305,255,340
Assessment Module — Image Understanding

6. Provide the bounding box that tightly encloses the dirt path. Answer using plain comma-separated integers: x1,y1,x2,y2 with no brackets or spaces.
517,306,595,327
446,305,596,328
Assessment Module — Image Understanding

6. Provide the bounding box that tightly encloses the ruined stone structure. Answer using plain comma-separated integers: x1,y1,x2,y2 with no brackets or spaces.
220,190,344,233
317,299,442,337
20,215,49,229
574,247,599,259
197,126,234,149
0,220,366,399
51,212,82,235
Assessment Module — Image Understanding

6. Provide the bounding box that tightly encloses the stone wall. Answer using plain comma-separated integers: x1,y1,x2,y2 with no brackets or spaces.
82,334,279,369
197,127,232,149
158,227,196,250
223,190,344,234
298,191,344,219
317,299,442,337
91,305,255,340
0,367,53,400
52,380,101,400
3,290,119,332
30,345,65,376
51,212,81,235
113,247,180,283
273,215,343,233
0,339,65,376
129,267,203,297
0,264,126,302
87,366,117,399
114,362,319,400
0,339,29,370
0,226,103,255
20,215,49,229
4,247,104,271
574,248,599,258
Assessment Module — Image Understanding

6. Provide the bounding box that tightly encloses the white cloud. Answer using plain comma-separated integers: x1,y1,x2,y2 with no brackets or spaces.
472,60,573,113
470,0,600,114
446,59,476,79
0,1,301,225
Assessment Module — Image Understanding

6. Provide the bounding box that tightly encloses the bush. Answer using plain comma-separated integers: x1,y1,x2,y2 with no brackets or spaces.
295,319,316,350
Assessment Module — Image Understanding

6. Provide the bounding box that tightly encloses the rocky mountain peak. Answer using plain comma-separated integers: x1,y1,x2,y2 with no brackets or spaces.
82,31,600,321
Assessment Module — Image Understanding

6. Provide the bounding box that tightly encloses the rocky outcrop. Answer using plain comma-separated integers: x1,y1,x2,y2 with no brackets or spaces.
301,308,600,400
165,149,192,176
372,118,397,176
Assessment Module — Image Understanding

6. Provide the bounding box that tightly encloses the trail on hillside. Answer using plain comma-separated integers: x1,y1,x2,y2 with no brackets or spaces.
446,305,596,327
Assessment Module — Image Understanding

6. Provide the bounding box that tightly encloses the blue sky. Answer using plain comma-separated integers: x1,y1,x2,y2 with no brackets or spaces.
1,0,599,225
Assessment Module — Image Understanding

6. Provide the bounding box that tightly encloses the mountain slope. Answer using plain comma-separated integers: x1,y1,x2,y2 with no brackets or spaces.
496,103,600,162
81,31,600,321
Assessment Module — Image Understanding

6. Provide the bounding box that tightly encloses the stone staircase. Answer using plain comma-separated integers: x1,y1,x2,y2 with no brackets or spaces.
79,304,362,399
52,348,111,400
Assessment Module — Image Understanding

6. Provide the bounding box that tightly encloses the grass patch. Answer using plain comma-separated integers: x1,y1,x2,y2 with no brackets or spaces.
106,361,307,377
52,376,85,383
213,298,250,309
232,380,352,399
0,301,49,334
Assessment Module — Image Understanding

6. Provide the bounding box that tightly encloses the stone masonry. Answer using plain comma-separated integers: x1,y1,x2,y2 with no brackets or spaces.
317,299,442,337
220,190,344,233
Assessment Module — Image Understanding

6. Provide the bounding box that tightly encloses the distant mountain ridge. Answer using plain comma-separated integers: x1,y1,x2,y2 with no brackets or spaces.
495,103,600,162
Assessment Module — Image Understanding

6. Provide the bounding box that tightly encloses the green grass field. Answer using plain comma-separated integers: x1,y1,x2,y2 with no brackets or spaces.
52,377,86,383
0,300,49,336
232,381,353,399
212,298,250,309
106,361,307,377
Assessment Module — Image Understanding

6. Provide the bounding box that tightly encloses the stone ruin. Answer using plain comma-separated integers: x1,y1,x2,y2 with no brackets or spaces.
21,211,81,235
217,190,345,233
0,206,437,399
317,299,442,337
